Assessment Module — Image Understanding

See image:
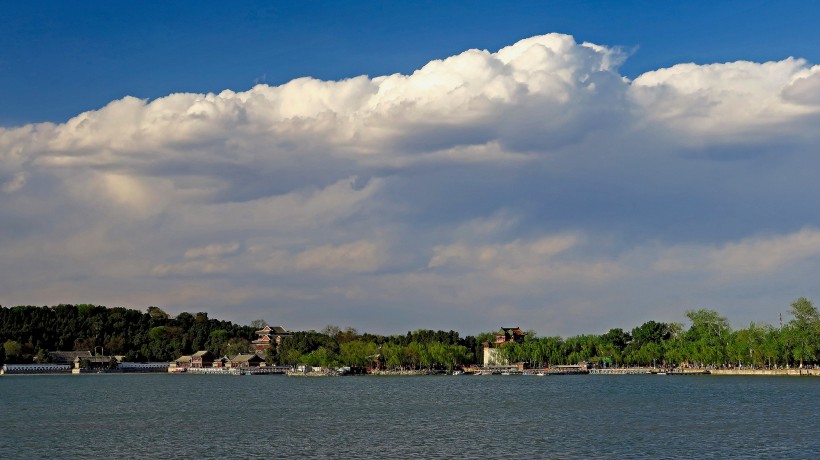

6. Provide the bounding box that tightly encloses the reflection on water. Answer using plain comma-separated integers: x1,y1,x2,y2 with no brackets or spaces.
0,374,817,459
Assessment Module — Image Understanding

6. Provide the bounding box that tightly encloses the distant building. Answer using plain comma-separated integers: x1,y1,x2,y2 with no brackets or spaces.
494,327,526,345
49,350,92,364
191,350,214,368
71,355,118,373
483,327,527,367
172,355,192,369
228,353,266,368
252,325,291,352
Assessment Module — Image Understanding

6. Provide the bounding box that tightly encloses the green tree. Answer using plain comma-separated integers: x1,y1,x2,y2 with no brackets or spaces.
402,343,420,368
729,322,766,367
147,306,169,319
340,340,377,367
600,328,632,365
265,344,280,365
446,344,470,371
410,342,432,369
684,309,731,366
321,325,342,337
303,346,338,367
249,319,268,330
3,340,22,361
208,330,231,356
382,342,404,369
760,326,784,368
105,336,127,355
787,297,819,367
225,338,251,356
631,321,671,346
280,348,303,365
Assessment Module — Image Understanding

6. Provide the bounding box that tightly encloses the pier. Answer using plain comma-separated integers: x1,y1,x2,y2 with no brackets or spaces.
589,368,652,375
181,365,291,375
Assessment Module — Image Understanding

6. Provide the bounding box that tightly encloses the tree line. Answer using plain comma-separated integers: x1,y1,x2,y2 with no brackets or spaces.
266,327,477,371
2,298,819,369
495,298,820,368
0,304,256,364
270,298,819,370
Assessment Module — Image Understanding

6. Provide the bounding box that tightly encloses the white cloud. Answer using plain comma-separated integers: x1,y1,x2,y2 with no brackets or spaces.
427,234,625,286
654,228,820,278
781,67,820,106
295,240,384,273
630,58,820,140
1,33,820,335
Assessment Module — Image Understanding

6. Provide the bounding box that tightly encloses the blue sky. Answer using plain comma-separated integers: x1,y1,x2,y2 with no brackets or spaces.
2,2,820,335
4,1,820,125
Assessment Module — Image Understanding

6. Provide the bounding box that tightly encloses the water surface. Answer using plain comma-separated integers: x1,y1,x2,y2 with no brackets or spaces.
1,374,816,458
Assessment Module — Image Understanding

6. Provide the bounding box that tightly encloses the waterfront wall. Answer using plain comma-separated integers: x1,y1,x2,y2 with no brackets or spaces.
1,364,72,375
709,368,819,376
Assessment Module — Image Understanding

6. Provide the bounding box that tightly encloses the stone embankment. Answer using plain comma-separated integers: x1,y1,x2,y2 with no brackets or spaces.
709,368,819,376
369,369,438,376
286,369,337,377
285,369,441,377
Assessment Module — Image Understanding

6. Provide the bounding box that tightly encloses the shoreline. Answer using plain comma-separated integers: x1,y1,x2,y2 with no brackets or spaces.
3,366,819,377
707,368,819,376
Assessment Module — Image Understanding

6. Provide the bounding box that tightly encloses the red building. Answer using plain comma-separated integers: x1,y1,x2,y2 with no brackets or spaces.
252,325,291,352
483,327,527,367
191,350,214,368
494,327,526,345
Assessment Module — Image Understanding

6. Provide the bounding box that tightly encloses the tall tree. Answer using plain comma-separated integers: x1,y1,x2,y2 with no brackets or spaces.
249,319,268,330
787,297,819,367
684,309,731,366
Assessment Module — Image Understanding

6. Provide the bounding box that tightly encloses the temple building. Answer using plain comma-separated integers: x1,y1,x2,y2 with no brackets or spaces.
191,350,214,368
483,327,527,367
228,353,266,368
252,325,291,352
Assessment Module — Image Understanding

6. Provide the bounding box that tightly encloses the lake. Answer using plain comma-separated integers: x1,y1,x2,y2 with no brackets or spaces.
0,374,817,459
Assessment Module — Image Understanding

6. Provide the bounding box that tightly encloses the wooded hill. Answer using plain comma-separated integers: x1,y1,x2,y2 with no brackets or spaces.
0,304,255,364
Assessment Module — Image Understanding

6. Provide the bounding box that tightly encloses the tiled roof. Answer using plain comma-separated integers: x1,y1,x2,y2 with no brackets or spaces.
256,325,290,335
49,351,92,363
231,353,263,363
76,355,116,363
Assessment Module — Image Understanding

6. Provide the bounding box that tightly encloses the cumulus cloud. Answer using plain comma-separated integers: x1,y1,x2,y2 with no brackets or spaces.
2,33,820,335
654,228,820,278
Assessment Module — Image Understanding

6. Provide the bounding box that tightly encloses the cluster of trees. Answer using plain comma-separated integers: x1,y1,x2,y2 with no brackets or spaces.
268,298,819,370
267,327,475,371
496,298,820,368
2,298,818,369
0,304,256,364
